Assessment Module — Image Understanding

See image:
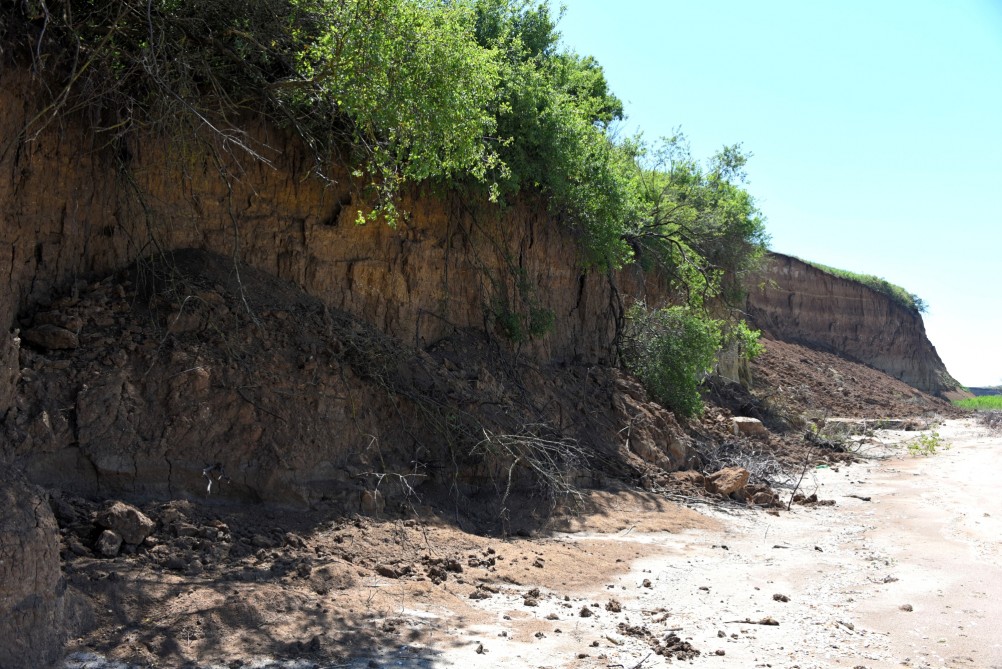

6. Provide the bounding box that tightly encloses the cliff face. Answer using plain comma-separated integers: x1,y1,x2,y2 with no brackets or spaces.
0,69,688,506
745,252,961,397
0,69,623,368
0,69,659,407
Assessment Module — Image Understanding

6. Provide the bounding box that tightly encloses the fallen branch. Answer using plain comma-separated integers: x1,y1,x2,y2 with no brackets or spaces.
724,617,779,626
607,652,653,669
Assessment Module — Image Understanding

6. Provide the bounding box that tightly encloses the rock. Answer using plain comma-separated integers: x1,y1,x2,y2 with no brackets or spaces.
376,564,406,579
731,417,767,437
96,501,156,545
705,467,751,496
251,534,274,548
752,491,777,506
21,324,79,350
0,472,67,667
174,522,201,537
96,529,123,557
773,593,790,602
284,532,307,548
671,470,705,487
165,556,187,571
605,599,622,612
34,311,84,333
579,605,593,617
66,534,91,557
360,489,385,514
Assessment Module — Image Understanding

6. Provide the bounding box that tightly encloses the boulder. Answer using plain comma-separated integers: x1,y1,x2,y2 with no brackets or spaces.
0,472,66,667
670,470,706,487
732,417,767,437
20,324,79,350
706,467,750,496
96,501,155,545
95,529,123,558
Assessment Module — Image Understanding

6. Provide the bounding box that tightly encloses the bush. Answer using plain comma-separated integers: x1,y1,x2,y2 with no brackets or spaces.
953,396,1002,411
621,303,722,418
906,431,950,456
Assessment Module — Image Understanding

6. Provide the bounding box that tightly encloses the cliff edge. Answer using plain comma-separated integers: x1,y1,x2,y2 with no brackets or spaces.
745,252,964,398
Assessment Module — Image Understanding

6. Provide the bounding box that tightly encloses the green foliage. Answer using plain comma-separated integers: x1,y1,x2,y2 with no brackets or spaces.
621,303,722,418
6,0,502,217
800,260,927,314
621,134,769,305
953,395,1002,411
288,0,502,216
724,319,764,360
6,0,768,306
469,0,633,266
906,431,950,456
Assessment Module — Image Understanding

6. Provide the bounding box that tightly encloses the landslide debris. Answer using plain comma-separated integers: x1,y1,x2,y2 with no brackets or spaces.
4,248,697,517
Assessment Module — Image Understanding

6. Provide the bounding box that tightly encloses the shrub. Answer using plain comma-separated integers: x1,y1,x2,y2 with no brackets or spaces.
621,303,722,418
724,319,764,360
4,0,767,298
906,431,950,456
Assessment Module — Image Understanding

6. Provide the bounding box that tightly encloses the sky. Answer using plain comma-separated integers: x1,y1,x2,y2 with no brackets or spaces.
557,0,1002,387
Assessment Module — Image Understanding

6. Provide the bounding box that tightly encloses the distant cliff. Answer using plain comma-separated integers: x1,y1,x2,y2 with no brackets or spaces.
745,252,963,398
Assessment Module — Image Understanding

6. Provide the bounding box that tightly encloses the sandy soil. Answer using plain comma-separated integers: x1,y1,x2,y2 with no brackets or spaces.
378,418,1001,669
61,418,1001,669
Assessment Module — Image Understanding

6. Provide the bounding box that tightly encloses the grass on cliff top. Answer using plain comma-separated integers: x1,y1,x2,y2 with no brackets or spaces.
797,258,927,314
953,395,1002,411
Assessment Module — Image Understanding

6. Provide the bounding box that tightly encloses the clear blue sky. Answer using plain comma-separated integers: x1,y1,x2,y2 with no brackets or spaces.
558,0,1002,387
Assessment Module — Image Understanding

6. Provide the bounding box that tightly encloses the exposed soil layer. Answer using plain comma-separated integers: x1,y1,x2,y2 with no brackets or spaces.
0,253,970,669
2,249,692,514
745,253,962,396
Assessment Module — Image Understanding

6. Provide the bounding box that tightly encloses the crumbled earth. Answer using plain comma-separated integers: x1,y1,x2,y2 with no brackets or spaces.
747,337,962,421
3,249,697,516
53,489,718,667
0,250,977,667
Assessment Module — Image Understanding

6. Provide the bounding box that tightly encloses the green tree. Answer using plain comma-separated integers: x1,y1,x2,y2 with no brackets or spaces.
621,134,769,306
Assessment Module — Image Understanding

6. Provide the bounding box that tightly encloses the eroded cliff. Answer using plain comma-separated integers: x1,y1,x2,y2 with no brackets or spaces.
0,69,687,509
745,252,961,397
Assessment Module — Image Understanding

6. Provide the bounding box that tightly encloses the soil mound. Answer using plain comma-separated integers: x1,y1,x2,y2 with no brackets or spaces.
3,249,691,519
748,337,961,424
